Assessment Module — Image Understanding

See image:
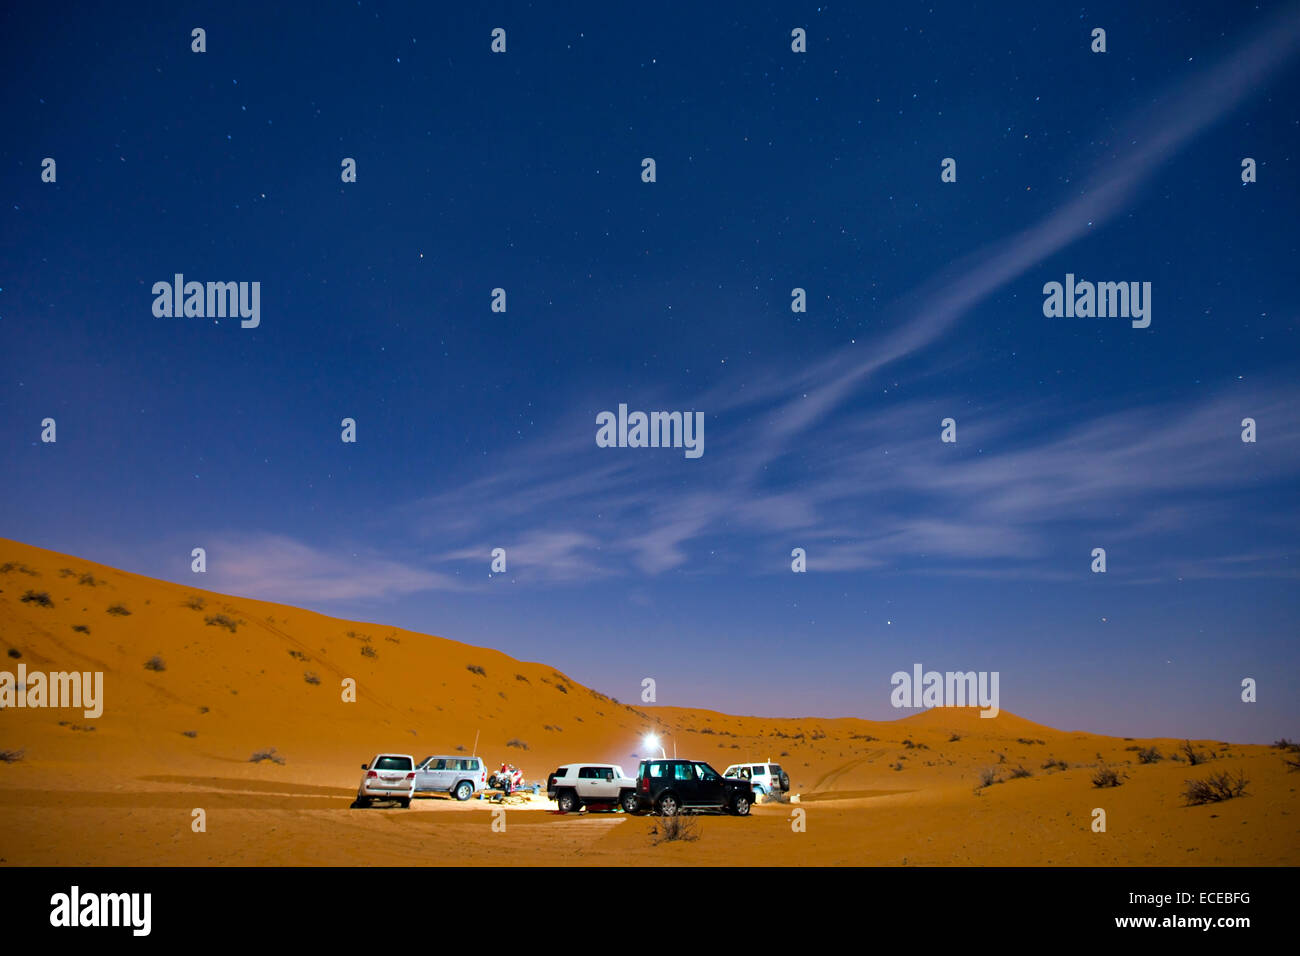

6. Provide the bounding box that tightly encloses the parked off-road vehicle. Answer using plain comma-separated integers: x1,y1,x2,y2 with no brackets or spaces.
630,759,754,816
547,763,637,813
723,761,790,800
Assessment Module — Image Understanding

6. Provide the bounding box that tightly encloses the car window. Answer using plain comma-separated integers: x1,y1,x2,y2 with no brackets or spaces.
698,763,721,779
647,762,666,778
771,765,785,777
724,767,739,778
674,763,693,781
753,765,766,775
375,756,412,771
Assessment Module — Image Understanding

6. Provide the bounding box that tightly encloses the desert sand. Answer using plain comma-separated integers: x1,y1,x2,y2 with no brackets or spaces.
0,537,1295,866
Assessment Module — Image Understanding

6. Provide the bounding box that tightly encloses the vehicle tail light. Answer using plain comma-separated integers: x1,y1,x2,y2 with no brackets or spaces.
406,772,415,780
639,776,649,792
366,770,377,778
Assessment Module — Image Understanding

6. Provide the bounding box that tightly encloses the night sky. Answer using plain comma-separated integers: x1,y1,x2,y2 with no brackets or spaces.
3,2,1298,741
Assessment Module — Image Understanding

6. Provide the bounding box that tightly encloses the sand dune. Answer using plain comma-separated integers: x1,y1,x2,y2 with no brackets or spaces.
0,537,1295,866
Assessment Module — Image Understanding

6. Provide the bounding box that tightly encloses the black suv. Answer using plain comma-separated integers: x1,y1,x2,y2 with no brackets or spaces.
631,759,755,816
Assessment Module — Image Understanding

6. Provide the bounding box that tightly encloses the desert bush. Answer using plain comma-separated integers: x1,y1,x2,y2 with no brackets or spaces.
1042,758,1069,771
467,664,486,676
144,656,166,672
183,596,205,610
649,812,700,844
978,767,999,788
20,591,53,608
949,732,962,742
0,749,25,763
106,604,131,616
1137,747,1162,764
1180,740,1206,766
6,648,20,659
506,739,529,751
902,739,917,749
1009,764,1032,779
249,748,285,765
304,672,320,685
181,730,198,738
287,649,308,661
78,573,98,586
1284,753,1300,773
1092,765,1122,788
1272,738,1300,752
1016,738,1044,746
515,673,529,682
1183,771,1248,805
205,614,237,632
71,624,89,634
360,645,377,659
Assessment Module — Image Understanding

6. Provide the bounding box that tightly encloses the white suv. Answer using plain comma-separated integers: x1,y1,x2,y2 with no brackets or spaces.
546,763,638,813
723,761,790,799
413,755,488,801
355,753,416,808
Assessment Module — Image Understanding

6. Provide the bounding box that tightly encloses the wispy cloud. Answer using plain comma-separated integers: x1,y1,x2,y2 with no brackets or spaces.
203,534,466,603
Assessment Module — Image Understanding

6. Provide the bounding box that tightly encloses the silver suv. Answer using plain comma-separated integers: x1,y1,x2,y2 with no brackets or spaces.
413,755,487,801
355,753,416,808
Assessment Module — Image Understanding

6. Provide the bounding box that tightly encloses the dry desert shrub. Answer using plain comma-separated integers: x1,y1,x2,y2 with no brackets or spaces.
106,604,131,616
1092,765,1123,788
978,767,999,788
514,673,529,683
1042,757,1069,771
71,624,89,634
360,645,378,659
20,590,53,607
1009,764,1032,779
249,748,285,765
304,672,320,685
649,812,700,844
205,614,238,633
0,749,25,763
1137,747,1162,764
144,656,166,672
1183,771,1248,805
78,573,98,586
6,648,19,659
506,738,529,751
183,596,206,610
466,664,486,676
181,730,197,738
1180,740,1207,766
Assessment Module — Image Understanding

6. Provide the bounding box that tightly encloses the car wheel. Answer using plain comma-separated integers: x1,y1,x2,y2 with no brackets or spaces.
454,781,473,802
352,796,370,809
556,789,579,813
732,794,751,816
620,790,639,814
398,797,411,809
656,793,680,816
